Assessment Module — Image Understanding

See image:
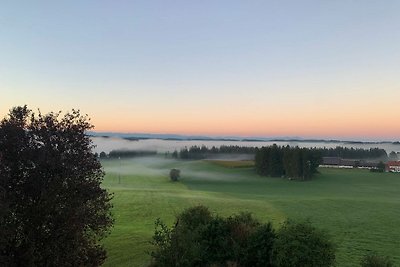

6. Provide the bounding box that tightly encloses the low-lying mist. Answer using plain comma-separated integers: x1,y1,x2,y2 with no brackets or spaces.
103,156,253,183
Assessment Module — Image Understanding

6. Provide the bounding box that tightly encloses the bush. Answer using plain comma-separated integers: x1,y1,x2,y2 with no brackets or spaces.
169,168,180,181
273,220,336,267
243,223,276,267
199,216,231,265
226,212,261,265
360,252,394,267
150,205,212,267
177,205,213,230
150,207,337,267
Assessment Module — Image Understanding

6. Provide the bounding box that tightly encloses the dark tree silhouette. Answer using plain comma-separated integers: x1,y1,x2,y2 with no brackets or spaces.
255,145,321,180
169,169,180,181
389,151,398,160
0,106,113,266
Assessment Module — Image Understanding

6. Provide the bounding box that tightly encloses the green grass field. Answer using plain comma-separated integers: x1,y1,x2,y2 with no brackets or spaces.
101,157,400,267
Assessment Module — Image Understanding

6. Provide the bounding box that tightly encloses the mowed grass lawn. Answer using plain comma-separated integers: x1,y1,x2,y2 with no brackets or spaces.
101,157,400,267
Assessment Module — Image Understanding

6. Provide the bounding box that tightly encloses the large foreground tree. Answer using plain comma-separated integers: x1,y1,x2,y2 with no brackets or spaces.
0,106,113,266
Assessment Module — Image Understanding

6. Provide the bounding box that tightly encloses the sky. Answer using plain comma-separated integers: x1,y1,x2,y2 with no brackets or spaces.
1,1,399,140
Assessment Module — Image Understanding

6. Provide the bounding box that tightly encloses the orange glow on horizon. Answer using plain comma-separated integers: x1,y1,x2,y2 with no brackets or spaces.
91,108,400,140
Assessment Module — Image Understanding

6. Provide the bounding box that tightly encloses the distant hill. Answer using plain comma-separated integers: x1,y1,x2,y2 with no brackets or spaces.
88,132,399,145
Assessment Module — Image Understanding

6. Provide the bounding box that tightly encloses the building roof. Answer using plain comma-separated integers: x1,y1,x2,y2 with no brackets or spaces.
322,157,341,165
387,161,400,166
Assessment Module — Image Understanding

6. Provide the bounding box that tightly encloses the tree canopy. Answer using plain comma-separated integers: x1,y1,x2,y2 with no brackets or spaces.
0,106,113,266
150,205,336,267
255,145,321,180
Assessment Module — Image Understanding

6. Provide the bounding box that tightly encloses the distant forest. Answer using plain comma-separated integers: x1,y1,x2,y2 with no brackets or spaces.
316,147,387,159
172,145,256,159
171,145,388,160
104,150,157,158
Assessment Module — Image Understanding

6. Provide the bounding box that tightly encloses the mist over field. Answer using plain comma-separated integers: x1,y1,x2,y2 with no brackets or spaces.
100,156,400,267
104,156,250,183
92,136,400,154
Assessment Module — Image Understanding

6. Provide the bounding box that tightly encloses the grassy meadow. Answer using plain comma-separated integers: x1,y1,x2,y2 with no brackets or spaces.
101,157,400,267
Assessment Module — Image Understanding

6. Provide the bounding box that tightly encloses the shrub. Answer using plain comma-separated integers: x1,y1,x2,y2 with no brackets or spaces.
273,220,336,267
177,205,213,230
243,223,276,267
226,212,261,265
169,168,180,181
150,205,212,267
150,207,337,267
199,216,231,265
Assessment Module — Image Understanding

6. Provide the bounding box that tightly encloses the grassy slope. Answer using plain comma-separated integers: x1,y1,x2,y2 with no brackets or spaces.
101,158,400,267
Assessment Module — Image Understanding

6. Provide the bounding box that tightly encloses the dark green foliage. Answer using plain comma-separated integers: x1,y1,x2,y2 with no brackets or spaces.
244,223,276,267
226,212,261,265
273,220,336,267
179,147,190,159
151,206,269,266
255,145,321,180
370,161,386,173
99,151,107,158
150,206,334,267
176,205,213,230
177,145,387,161
0,106,113,266
317,146,387,160
108,149,157,158
169,169,180,181
389,151,398,160
269,144,284,177
199,216,231,265
178,145,256,159
360,252,394,267
151,205,212,267
150,218,174,267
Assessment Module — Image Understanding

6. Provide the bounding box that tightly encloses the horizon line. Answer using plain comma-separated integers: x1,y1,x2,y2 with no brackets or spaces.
89,131,400,143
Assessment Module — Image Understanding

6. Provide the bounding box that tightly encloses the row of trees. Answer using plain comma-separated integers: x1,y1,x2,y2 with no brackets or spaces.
151,205,336,267
255,145,321,180
171,145,256,159
171,145,389,161
100,149,157,159
316,147,388,160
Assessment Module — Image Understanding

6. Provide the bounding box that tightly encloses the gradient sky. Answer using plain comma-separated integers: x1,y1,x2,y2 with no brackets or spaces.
1,1,400,140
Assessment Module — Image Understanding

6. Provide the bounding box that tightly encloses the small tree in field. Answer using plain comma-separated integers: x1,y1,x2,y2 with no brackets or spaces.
169,169,180,181
99,151,108,158
0,106,113,266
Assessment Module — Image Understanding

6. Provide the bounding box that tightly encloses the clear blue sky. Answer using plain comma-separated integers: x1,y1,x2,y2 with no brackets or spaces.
1,1,400,139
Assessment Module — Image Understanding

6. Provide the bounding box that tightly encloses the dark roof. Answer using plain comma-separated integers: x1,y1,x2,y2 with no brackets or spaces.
322,157,341,165
322,157,378,167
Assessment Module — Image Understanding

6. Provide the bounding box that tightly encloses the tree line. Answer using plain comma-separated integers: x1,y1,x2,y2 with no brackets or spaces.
100,149,157,159
171,145,388,161
255,145,321,180
316,147,387,160
171,145,256,159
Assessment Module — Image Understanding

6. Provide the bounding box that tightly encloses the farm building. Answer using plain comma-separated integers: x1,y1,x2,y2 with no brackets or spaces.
321,157,379,169
322,157,341,165
386,161,400,172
